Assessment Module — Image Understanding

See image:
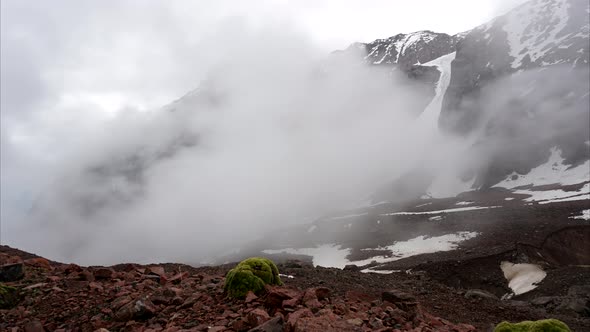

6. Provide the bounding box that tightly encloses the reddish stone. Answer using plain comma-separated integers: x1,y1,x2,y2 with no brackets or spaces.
89,282,104,292
168,271,188,284
148,266,165,276
64,264,82,274
245,291,258,303
23,320,45,332
346,290,377,303
266,287,301,309
314,287,331,301
286,308,313,331
78,270,95,281
247,308,271,327
93,268,115,280
304,298,322,312
24,258,51,270
46,275,60,282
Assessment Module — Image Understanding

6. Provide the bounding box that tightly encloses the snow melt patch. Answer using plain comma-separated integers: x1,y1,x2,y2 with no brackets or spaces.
495,148,590,188
571,209,590,220
353,232,478,267
381,206,500,216
501,261,546,296
515,183,590,204
263,244,351,269
263,232,478,270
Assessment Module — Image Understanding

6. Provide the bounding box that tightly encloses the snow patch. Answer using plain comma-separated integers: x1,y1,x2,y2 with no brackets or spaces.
263,232,477,269
355,232,478,268
514,183,590,204
501,261,546,296
494,147,590,188
381,206,500,216
571,209,590,220
417,52,456,132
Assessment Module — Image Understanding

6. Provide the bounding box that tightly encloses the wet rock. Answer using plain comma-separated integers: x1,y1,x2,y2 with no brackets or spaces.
464,289,498,300
248,315,283,332
0,263,24,282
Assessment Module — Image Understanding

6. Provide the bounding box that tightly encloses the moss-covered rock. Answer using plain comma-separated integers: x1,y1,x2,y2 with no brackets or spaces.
0,283,20,309
494,319,571,332
224,257,283,298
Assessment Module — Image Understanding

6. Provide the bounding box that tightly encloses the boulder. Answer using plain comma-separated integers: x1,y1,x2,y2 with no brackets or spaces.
464,289,498,300
0,263,24,282
248,315,283,332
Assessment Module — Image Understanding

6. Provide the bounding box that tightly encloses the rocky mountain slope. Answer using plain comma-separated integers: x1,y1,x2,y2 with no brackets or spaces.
2,245,589,331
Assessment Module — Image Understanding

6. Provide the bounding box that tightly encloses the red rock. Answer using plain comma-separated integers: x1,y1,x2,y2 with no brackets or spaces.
78,270,95,281
208,327,225,332
248,315,284,332
286,308,313,331
89,282,104,292
314,287,331,301
266,287,301,308
24,258,51,270
247,308,271,327
46,275,61,282
168,271,188,284
93,268,115,280
245,291,258,303
304,298,322,312
23,320,45,332
231,318,249,331
282,297,299,308
345,290,377,303
114,297,158,321
292,309,352,332
64,263,82,274
111,295,133,311
148,266,165,276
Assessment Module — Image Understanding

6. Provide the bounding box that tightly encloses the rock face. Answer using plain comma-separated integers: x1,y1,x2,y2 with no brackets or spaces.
441,0,589,134
360,31,459,70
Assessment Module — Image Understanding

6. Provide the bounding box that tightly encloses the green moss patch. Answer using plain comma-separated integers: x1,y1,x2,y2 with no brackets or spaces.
224,257,282,298
494,319,571,332
0,283,20,309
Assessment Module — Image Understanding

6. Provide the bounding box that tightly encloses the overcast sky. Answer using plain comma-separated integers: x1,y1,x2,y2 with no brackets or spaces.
1,0,528,250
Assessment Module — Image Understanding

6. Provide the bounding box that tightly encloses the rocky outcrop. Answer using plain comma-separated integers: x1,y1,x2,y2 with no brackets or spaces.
440,0,590,134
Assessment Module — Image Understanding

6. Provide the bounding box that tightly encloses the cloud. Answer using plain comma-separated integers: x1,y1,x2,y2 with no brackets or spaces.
1,0,532,263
